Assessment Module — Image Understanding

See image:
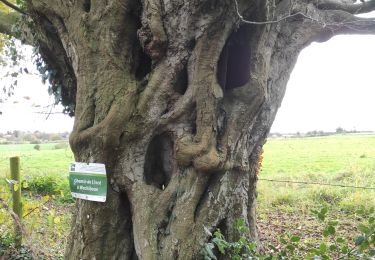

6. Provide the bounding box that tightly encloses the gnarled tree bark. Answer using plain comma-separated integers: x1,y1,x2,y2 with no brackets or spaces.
1,0,375,259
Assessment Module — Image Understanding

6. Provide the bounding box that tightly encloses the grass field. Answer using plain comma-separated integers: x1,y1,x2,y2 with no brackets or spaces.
257,134,375,254
0,134,374,258
258,134,375,211
0,143,73,258
0,143,73,179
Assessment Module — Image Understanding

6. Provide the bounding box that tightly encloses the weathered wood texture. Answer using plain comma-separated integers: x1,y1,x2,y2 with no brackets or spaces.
1,0,374,258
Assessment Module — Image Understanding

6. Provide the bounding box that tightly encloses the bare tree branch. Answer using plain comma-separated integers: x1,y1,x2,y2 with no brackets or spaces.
335,14,375,34
234,0,315,25
0,0,27,15
235,0,375,37
234,0,325,26
314,0,375,14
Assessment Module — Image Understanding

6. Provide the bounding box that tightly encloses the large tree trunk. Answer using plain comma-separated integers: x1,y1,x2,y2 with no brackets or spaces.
2,0,373,258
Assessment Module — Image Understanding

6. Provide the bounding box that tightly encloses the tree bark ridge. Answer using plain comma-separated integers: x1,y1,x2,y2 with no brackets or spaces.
4,0,374,259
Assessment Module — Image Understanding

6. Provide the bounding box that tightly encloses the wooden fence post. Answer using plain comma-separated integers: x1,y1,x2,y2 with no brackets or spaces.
10,156,22,248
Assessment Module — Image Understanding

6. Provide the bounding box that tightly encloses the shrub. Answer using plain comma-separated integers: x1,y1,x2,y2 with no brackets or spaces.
54,142,68,150
0,230,13,252
33,144,40,151
26,175,65,195
202,207,375,259
24,175,73,203
0,244,33,260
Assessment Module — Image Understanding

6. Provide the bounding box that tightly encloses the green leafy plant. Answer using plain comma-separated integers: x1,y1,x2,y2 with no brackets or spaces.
308,206,375,259
0,230,14,252
201,219,258,260
22,175,73,203
202,207,375,259
26,175,64,195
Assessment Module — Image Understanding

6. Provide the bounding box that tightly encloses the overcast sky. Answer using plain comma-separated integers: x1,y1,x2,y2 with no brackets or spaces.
272,34,375,133
0,34,375,134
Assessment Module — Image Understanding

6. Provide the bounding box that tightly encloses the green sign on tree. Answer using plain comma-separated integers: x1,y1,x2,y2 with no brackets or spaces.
69,162,107,202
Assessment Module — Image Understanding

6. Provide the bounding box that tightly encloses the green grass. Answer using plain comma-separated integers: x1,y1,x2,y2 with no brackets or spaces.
0,143,73,258
0,143,73,179
256,134,375,256
0,135,374,258
261,134,375,177
258,134,375,218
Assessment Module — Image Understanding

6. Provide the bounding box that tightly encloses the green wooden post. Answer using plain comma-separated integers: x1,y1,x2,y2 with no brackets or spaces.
10,156,22,248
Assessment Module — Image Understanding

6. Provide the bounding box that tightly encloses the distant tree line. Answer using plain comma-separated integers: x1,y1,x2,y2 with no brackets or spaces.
0,131,69,144
269,127,373,138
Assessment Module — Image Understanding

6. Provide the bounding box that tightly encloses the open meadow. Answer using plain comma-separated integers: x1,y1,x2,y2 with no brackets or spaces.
0,143,74,259
0,134,374,258
257,134,375,255
259,134,375,210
